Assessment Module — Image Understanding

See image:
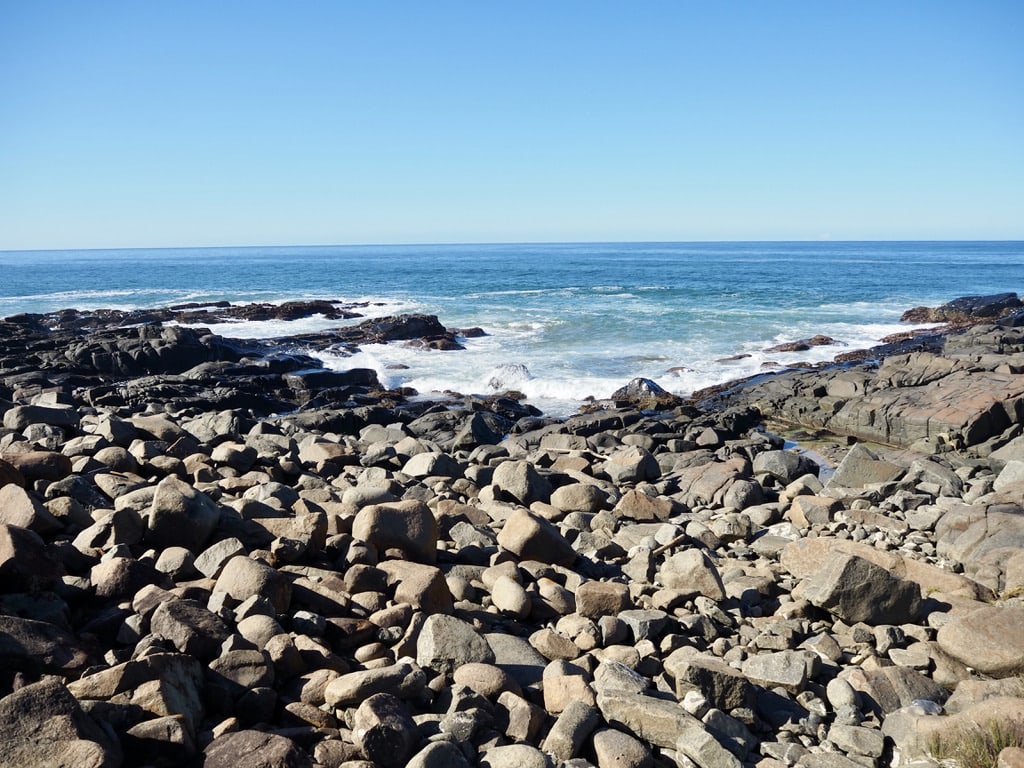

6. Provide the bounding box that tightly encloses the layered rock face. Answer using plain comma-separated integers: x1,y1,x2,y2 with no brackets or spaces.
711,323,1024,454
0,298,1023,768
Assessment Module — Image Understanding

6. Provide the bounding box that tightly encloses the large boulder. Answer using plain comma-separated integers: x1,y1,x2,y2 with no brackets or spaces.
0,678,121,768
352,499,438,563
794,552,921,626
936,605,1024,678
145,476,221,552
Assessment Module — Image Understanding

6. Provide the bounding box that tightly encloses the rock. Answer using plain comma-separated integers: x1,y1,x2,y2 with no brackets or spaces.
492,460,552,505
741,650,816,694
0,484,63,535
753,450,820,484
402,451,463,479
786,494,841,528
841,665,948,716
0,523,61,592
795,552,921,625
826,443,904,489
150,599,231,661
480,744,550,768
145,475,221,552
452,662,521,699
596,689,702,750
0,615,93,676
576,580,630,619
496,507,576,566
604,445,661,484
123,714,196,766
0,457,23,489
202,729,310,768
377,559,453,613
675,727,743,768
67,652,205,734
214,555,292,613
552,482,609,514
491,574,532,618
936,604,1024,677
352,499,439,563
2,450,73,483
324,661,426,708
0,678,121,768
417,613,496,677
543,700,601,762
659,548,726,600
3,403,80,431
591,727,654,768
353,692,419,768
612,489,676,521
406,741,471,768
664,648,752,711
610,377,680,408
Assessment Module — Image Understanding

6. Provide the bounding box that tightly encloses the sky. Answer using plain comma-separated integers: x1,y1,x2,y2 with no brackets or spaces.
1,2,1022,249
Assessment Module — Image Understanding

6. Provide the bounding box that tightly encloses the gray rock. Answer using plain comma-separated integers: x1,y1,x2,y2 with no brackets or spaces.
664,648,753,711
741,650,817,694
596,689,703,749
0,614,93,676
0,522,61,592
591,727,654,768
797,552,921,625
66,652,205,735
480,744,551,768
826,443,904,489
406,741,471,768
486,632,548,690
417,613,496,676
0,483,63,535
542,700,601,762
754,450,819,484
324,661,427,708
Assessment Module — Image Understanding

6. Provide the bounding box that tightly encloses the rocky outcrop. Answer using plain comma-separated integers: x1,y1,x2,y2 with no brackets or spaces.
708,323,1024,454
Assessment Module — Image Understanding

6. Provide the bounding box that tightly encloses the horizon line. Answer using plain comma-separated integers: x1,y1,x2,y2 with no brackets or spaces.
4,237,1024,255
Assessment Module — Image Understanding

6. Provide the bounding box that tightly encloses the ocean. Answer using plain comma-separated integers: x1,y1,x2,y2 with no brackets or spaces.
1,241,1021,417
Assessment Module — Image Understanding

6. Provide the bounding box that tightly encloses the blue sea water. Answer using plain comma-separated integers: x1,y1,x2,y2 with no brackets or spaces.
1,241,1022,416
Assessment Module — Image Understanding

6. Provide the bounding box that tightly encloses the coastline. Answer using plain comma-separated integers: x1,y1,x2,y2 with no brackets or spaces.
1,292,1023,766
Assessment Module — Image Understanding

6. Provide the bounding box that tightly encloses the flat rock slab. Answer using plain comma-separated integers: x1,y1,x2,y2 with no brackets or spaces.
936,604,1024,677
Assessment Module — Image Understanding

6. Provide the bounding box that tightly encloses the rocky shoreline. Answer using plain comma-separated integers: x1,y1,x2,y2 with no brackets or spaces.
2,294,1024,768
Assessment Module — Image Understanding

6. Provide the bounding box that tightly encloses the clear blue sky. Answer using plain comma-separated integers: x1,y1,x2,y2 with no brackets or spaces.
2,2,1022,249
